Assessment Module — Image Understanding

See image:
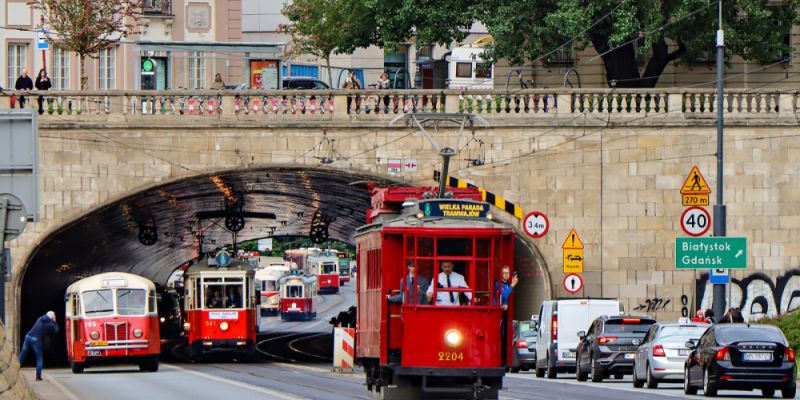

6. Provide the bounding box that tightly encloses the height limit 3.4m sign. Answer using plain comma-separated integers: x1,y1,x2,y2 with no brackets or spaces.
681,206,711,237
523,211,549,238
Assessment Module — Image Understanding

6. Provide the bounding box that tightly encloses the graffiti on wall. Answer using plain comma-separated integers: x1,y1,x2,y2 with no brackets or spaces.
633,298,672,313
696,269,800,321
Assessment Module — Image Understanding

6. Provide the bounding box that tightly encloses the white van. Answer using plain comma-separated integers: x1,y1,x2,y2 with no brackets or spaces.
535,299,623,378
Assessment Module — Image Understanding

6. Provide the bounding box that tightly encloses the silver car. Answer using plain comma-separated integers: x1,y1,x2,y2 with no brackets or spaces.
632,322,709,389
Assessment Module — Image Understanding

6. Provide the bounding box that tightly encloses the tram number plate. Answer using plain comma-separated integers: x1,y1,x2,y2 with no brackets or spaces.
438,352,464,362
88,350,101,356
743,352,773,362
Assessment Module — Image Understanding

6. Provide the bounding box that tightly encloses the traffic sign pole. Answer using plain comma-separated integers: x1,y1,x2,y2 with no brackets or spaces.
713,0,727,321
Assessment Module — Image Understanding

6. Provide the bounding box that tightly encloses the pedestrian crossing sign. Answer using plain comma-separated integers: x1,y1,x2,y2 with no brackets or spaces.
680,166,711,195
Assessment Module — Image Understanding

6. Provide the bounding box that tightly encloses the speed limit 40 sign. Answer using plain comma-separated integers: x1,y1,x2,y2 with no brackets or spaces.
681,206,711,236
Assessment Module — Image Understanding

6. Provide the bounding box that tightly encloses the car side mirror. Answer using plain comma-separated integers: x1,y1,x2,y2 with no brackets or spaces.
577,331,586,339
685,340,696,349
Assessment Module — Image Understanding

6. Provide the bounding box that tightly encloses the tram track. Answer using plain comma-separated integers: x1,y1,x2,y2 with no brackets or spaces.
255,332,332,363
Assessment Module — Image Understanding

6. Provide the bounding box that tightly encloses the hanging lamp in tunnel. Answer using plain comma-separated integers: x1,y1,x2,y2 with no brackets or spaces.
138,217,158,246
309,209,333,244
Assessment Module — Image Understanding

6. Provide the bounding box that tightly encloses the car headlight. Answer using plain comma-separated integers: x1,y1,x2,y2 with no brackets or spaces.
444,329,463,347
133,328,143,338
220,322,229,331
90,331,100,340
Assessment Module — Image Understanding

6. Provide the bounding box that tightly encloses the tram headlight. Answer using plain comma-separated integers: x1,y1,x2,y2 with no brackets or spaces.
160,317,165,323
292,302,297,308
183,322,191,331
444,329,463,347
133,328,143,338
416,211,425,219
220,322,229,332
486,212,494,220
90,331,100,340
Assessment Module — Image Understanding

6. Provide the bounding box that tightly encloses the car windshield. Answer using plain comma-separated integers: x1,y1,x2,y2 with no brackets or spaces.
716,326,786,344
658,326,707,342
603,319,656,334
83,289,114,316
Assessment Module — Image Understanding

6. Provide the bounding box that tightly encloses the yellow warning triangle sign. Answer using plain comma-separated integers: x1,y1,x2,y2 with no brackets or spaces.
562,229,584,249
680,166,711,195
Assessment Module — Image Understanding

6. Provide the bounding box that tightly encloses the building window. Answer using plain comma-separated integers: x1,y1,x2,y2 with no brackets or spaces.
456,63,473,78
7,43,27,88
545,45,574,65
98,47,116,89
188,51,205,89
52,48,70,89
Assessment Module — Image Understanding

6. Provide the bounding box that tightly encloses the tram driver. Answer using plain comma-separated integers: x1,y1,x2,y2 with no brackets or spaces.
427,260,471,306
206,289,224,308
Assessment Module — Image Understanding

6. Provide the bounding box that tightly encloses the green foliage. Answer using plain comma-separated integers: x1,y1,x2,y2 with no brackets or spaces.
760,311,800,353
236,236,355,258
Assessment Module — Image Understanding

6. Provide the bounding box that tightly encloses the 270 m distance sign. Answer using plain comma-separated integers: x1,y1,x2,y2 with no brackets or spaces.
681,206,711,237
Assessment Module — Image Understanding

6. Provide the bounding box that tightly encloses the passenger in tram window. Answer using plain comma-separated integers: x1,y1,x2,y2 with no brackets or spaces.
288,286,301,298
388,261,429,305
227,286,243,308
493,266,518,310
206,289,223,308
427,260,471,306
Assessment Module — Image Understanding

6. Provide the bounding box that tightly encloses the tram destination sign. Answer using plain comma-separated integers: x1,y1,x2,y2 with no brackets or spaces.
420,200,490,218
675,237,747,269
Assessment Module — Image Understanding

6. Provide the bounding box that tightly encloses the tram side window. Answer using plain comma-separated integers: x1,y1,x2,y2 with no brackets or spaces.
148,290,157,313
83,289,114,317
117,289,147,315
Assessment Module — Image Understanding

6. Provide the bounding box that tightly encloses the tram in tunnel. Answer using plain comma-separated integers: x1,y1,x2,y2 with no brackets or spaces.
278,270,318,321
356,186,515,400
307,250,341,294
182,256,259,359
64,272,161,373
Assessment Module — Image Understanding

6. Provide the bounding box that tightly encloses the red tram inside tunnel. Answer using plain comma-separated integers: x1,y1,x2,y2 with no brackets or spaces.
356,186,515,400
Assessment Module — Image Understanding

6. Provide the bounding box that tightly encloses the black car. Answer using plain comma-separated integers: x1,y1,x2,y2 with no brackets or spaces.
683,323,796,398
576,315,656,382
511,320,537,373
282,76,330,90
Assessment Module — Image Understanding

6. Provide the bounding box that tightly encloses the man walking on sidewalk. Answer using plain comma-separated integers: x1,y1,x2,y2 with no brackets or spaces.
19,311,59,381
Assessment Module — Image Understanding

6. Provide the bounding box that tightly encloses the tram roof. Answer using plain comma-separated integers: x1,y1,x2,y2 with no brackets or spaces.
357,213,512,236
66,271,156,294
184,258,257,277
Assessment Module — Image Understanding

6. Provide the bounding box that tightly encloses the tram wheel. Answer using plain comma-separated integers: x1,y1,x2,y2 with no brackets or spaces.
70,361,85,374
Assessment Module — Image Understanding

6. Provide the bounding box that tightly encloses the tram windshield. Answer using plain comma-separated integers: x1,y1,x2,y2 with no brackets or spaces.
117,289,147,315
284,285,303,298
403,236,502,308
321,263,337,274
83,289,114,316
262,280,278,292
204,283,244,309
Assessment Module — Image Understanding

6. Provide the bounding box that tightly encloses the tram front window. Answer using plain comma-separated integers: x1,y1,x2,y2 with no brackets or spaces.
322,263,336,274
83,289,114,317
117,289,147,315
285,285,303,298
204,283,244,309
263,280,277,292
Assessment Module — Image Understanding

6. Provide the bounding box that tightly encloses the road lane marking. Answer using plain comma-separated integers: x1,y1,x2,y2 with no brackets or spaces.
506,375,689,399
163,363,310,400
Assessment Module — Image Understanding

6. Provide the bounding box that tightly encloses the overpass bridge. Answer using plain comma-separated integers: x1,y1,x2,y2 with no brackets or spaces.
2,87,799,352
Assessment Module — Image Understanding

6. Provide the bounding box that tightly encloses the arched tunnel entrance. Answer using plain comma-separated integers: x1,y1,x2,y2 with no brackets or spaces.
18,166,548,364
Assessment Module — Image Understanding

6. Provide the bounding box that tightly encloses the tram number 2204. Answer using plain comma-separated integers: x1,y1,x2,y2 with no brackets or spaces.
438,352,464,362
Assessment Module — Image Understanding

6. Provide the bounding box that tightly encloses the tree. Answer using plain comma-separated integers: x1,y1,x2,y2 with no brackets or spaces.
31,0,143,90
281,0,375,86
349,0,799,88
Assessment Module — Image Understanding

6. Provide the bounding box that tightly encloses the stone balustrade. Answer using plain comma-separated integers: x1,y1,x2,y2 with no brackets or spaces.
1,88,796,119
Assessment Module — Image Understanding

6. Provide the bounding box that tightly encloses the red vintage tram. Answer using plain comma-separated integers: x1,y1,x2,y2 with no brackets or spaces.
182,256,259,359
278,270,318,321
335,251,352,284
65,272,160,373
356,186,515,400
307,251,340,294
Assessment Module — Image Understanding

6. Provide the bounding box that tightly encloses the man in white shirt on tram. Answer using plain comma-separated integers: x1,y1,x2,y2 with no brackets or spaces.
427,260,471,306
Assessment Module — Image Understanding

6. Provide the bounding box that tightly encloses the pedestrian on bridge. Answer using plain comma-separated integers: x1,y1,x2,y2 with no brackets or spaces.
19,311,59,381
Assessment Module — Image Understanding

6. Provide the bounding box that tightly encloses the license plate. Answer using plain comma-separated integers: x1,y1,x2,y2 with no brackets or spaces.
562,351,576,359
88,350,101,356
743,352,773,362
624,353,635,359
679,349,689,356
91,341,108,347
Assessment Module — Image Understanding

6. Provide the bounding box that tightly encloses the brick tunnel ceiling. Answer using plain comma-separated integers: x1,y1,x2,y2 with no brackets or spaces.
25,167,399,287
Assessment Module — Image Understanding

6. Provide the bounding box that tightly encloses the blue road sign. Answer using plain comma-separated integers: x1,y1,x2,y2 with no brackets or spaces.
215,251,231,267
36,30,49,50
709,268,730,284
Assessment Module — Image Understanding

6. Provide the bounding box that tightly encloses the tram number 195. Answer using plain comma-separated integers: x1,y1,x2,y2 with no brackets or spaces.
438,352,464,362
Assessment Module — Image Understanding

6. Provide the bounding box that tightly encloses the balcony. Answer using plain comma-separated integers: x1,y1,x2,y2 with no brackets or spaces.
143,0,172,15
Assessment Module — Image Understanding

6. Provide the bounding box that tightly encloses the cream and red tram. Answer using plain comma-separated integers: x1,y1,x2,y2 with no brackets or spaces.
182,257,258,359
255,264,290,315
307,251,340,294
64,272,160,373
357,186,515,400
278,270,318,321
